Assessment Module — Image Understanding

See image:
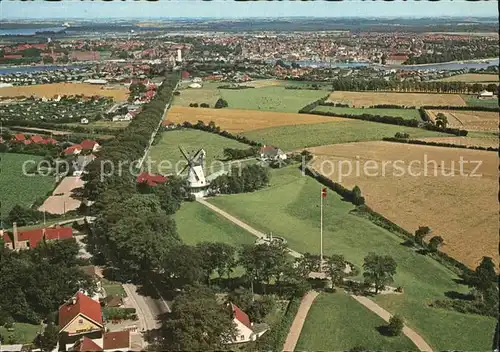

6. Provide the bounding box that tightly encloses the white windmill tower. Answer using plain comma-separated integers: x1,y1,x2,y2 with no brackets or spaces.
178,145,209,197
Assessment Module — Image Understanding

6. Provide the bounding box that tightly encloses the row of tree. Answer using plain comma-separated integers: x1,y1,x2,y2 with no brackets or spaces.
307,108,420,127
330,78,498,94
222,146,258,160
383,136,498,152
208,164,270,195
181,120,262,147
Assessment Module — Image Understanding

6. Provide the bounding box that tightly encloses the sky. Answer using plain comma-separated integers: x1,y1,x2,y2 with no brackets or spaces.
1,0,498,20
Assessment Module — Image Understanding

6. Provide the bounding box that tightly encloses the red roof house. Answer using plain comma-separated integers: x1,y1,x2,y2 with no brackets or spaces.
70,336,103,352
230,303,251,329
3,226,73,250
12,133,26,142
136,172,168,187
30,135,45,144
80,139,100,151
58,292,103,334
64,145,83,156
103,331,131,350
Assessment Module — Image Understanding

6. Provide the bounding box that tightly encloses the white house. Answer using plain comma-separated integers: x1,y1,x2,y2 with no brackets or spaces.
478,90,494,99
188,83,202,89
192,77,203,83
258,145,287,162
80,118,89,125
227,303,268,344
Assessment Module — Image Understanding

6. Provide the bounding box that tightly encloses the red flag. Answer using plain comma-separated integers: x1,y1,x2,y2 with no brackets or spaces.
321,187,327,198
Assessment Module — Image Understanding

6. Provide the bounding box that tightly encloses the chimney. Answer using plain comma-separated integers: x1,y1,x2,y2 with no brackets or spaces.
71,296,77,305
12,222,19,249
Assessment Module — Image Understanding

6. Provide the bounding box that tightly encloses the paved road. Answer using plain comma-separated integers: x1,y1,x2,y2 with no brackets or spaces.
282,291,319,352
197,198,434,352
351,295,434,352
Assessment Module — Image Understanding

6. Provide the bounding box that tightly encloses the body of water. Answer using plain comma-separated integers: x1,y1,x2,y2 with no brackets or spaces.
0,65,86,75
0,27,66,36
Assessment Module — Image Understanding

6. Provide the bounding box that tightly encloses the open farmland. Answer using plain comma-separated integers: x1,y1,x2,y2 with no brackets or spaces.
416,135,499,148
174,84,326,113
0,83,129,101
0,153,55,216
165,106,335,133
426,109,499,132
461,95,498,108
313,105,421,120
207,166,496,351
147,129,250,175
326,91,466,107
242,120,449,151
308,141,498,269
436,73,499,83
296,292,414,351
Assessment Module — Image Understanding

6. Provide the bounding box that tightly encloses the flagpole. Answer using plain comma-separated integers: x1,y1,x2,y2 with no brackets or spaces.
320,188,324,272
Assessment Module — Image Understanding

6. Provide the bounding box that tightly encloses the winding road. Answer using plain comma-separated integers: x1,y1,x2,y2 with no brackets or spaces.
196,198,434,352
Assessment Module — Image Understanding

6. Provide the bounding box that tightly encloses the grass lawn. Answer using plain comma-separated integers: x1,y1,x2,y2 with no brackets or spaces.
0,153,55,217
102,278,127,297
174,84,326,113
175,201,256,246
296,292,415,351
207,166,496,351
147,129,250,176
0,323,41,344
461,95,499,108
241,120,449,151
313,105,421,120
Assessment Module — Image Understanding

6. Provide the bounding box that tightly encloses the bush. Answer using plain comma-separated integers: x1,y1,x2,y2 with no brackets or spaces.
387,314,405,336
189,102,199,108
200,103,210,108
173,91,180,96
214,98,228,109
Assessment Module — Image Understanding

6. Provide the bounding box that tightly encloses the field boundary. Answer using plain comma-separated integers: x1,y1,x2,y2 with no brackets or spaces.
179,120,263,147
301,165,474,276
382,137,499,152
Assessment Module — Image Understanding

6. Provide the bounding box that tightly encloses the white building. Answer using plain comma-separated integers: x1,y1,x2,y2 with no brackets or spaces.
188,83,202,89
478,90,494,99
258,145,287,162
227,303,268,344
177,48,182,62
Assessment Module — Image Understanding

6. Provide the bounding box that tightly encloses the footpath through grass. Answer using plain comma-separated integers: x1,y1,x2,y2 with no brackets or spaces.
241,120,448,151
313,105,421,120
296,292,415,351
0,153,55,217
207,166,496,351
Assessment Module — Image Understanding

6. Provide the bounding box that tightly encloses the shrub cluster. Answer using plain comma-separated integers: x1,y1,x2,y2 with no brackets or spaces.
214,98,229,109
222,147,258,160
103,307,137,321
422,122,468,136
383,137,498,152
302,166,365,206
217,85,254,90
319,102,350,107
189,102,210,108
208,164,270,194
181,120,262,147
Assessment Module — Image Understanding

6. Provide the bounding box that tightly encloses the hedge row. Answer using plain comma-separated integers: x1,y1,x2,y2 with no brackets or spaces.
181,121,262,147
302,166,365,205
382,137,499,152
254,296,301,352
352,205,474,277
303,110,420,127
3,120,123,135
421,105,499,112
318,102,350,107
297,95,329,113
422,122,468,136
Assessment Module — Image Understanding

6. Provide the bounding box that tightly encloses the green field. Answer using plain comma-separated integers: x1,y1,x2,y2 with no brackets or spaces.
296,292,415,351
102,278,127,297
0,153,55,217
0,322,41,344
147,129,250,175
314,105,421,120
207,166,496,351
461,95,499,108
174,84,326,113
175,201,256,246
241,120,448,151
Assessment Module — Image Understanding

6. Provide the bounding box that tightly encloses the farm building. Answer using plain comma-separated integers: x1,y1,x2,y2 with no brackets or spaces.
478,90,494,99
1,224,73,250
259,145,287,161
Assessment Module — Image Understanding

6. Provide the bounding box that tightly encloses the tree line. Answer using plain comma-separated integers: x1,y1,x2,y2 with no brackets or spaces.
330,78,499,94
222,146,258,160
181,120,262,147
383,136,498,152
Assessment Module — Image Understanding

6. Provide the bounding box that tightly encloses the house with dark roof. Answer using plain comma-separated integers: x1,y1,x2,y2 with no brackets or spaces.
258,145,287,162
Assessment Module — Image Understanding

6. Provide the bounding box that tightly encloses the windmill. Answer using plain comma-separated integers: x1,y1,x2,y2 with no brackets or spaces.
178,145,209,193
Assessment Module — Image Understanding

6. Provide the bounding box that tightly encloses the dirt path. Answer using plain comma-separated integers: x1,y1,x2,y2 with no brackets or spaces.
197,199,434,352
351,295,434,352
282,291,319,352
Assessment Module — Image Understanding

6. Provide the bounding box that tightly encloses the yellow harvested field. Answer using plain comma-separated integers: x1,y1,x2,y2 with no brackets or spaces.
416,136,499,148
427,109,499,132
241,79,283,88
326,91,466,107
308,141,498,269
38,176,84,215
165,106,340,133
436,74,499,83
0,83,129,101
